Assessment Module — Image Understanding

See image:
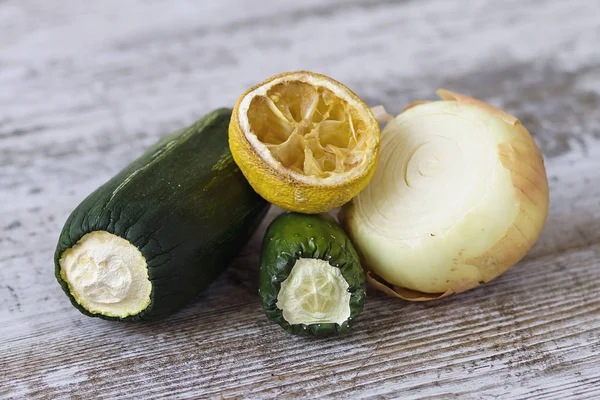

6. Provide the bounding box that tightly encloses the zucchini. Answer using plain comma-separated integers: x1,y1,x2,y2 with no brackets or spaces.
55,108,269,321
259,212,366,336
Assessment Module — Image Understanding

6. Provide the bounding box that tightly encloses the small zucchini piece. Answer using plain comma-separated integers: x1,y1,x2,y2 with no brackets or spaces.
55,108,269,321
259,212,366,336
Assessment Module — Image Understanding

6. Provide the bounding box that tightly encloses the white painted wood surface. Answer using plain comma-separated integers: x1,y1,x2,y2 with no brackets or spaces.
2,0,600,398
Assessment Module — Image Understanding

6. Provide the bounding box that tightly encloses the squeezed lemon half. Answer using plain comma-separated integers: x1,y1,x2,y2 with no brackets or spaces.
229,71,380,213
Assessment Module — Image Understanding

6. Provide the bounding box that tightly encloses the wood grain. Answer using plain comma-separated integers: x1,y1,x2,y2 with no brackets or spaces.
1,0,599,398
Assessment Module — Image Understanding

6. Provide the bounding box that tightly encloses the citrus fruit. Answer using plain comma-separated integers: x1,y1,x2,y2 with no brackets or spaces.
229,71,380,213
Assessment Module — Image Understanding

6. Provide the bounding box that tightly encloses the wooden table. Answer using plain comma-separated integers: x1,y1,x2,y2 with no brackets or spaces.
2,1,599,398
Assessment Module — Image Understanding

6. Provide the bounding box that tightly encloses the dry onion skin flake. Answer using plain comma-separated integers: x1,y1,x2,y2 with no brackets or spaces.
341,89,549,300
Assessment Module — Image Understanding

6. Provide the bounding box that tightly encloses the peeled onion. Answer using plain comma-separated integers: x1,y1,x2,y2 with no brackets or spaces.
341,89,549,300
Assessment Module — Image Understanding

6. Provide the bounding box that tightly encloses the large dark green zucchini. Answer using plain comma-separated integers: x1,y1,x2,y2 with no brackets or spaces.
55,108,269,321
259,212,366,336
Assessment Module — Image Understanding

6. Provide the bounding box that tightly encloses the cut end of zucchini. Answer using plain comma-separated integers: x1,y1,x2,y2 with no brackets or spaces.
276,258,351,326
59,231,152,318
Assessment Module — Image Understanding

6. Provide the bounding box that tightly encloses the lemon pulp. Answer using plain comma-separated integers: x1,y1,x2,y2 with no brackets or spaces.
247,81,371,179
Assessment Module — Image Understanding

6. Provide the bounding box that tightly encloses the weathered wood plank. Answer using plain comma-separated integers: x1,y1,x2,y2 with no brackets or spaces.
1,0,599,398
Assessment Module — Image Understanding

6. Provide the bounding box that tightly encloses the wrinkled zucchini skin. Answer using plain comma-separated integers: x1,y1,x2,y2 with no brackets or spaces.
259,212,366,336
55,108,270,321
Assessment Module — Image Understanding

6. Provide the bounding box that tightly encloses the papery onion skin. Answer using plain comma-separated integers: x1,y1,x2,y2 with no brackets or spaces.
341,89,549,300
